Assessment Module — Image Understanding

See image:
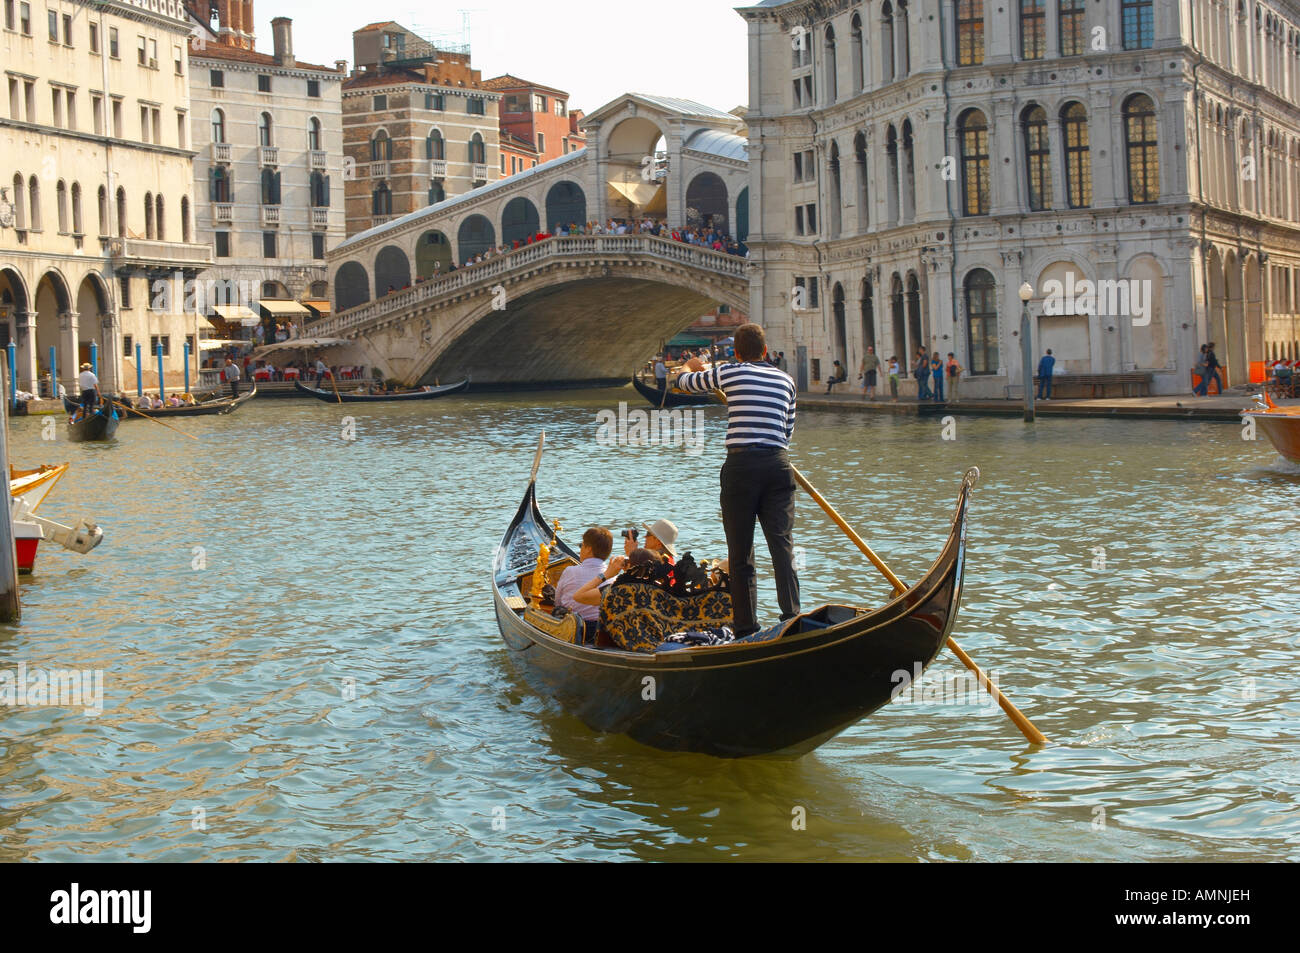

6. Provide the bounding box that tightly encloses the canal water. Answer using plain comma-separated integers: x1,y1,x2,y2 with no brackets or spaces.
1,390,1297,861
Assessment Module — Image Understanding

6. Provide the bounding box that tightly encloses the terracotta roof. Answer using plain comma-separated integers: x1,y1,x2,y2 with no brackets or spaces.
193,44,340,73
341,68,425,90
356,21,400,33
500,130,539,154
483,74,567,98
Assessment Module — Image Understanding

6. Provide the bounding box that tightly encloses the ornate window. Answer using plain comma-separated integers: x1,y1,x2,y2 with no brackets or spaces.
1020,0,1045,59
958,108,990,215
956,0,984,66
1022,105,1051,210
1061,102,1092,208
965,269,999,375
1059,0,1085,55
1122,0,1154,50
1123,93,1159,204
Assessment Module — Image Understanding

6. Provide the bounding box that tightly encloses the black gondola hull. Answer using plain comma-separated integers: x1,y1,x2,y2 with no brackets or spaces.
66,408,120,442
64,385,257,418
630,375,719,408
293,379,470,403
492,477,970,758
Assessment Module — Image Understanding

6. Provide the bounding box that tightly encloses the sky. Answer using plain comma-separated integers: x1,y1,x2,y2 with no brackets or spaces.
250,1,752,117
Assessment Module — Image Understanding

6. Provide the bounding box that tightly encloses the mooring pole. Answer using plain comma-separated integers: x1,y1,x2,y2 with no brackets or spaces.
0,361,22,622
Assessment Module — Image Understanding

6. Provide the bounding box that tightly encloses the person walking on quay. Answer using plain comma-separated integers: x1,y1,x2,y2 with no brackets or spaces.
223,357,241,398
675,323,800,638
946,353,962,403
77,362,100,414
1193,344,1210,396
887,356,900,402
930,352,945,402
914,347,931,400
1204,343,1223,395
860,346,880,400
1036,349,1055,400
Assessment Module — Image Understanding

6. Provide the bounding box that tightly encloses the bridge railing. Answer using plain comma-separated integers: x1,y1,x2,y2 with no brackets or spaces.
314,235,749,338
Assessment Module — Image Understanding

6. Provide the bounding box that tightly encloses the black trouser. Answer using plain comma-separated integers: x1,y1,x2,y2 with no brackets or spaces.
228,379,240,398
720,446,800,637
79,389,98,412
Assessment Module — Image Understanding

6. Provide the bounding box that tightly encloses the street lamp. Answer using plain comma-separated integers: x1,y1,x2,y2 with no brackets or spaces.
1019,282,1035,422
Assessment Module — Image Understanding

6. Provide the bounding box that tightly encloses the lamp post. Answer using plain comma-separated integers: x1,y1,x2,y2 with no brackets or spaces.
1019,282,1035,423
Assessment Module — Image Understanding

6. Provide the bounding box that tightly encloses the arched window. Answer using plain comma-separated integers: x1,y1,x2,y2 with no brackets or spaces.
850,14,865,92
854,132,869,231
828,142,842,237
144,192,154,240
12,174,25,230
1060,0,1085,55
897,0,911,76
258,112,273,147
116,186,126,238
468,133,485,164
958,108,990,215
28,175,41,231
71,182,82,234
1122,0,1154,50
1123,93,1159,204
97,185,107,236
211,108,225,143
56,180,68,233
371,130,391,161
308,117,321,151
901,119,915,220
155,194,165,240
427,129,444,160
1062,102,1092,208
886,124,900,222
260,168,281,205
824,25,838,104
372,184,392,216
956,0,985,66
180,196,190,242
964,269,999,375
1022,105,1051,210
881,2,896,82
1021,0,1045,59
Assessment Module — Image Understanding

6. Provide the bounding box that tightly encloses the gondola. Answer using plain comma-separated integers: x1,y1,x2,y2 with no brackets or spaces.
66,399,120,442
293,378,470,403
64,384,257,418
491,443,976,758
631,373,720,408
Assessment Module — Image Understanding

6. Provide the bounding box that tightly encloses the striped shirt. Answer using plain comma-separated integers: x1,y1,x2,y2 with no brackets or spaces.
676,361,796,449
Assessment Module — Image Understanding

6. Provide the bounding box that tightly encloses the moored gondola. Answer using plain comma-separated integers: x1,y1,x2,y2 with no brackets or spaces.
631,373,719,408
293,378,470,403
491,448,976,758
66,398,120,442
65,384,258,418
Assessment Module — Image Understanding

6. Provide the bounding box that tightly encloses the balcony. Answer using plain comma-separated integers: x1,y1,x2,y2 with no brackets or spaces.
260,145,279,167
311,207,329,228
262,205,281,227
309,150,327,170
429,158,447,178
370,160,390,179
371,215,392,228
213,203,234,224
104,236,213,268
212,142,232,163
472,163,488,183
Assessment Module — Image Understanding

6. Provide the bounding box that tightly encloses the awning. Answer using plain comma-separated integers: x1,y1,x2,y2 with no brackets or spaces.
212,305,260,326
255,337,350,354
608,180,664,208
259,299,312,317
302,299,332,319
643,184,667,216
199,339,252,350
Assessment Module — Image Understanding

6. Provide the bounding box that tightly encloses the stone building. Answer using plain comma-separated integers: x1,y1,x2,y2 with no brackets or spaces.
342,22,502,239
1,0,211,396
187,5,346,331
483,74,587,171
737,0,1300,395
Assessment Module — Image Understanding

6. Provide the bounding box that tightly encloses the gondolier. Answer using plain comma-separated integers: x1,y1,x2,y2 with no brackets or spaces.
77,363,100,414
676,323,800,638
223,357,241,398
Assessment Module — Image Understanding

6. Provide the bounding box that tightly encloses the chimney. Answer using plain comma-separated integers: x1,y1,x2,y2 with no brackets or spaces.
272,17,294,67
335,59,347,75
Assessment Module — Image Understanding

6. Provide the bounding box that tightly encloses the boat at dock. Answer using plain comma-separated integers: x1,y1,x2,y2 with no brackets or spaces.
293,379,470,403
631,372,720,408
64,384,257,418
8,463,104,573
1242,392,1300,464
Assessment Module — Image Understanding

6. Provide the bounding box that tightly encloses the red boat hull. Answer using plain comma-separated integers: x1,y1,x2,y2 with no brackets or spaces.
16,536,37,574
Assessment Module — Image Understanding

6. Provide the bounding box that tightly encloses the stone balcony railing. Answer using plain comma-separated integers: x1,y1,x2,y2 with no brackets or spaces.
260,145,279,167
105,236,214,267
314,235,748,339
371,215,393,228
370,160,390,179
309,150,328,170
472,163,488,182
213,203,233,223
212,142,232,163
311,207,329,227
429,158,447,178
262,205,281,226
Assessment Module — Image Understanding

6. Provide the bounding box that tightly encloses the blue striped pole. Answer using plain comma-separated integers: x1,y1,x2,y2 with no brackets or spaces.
48,345,56,400
90,341,98,377
156,345,166,401
135,342,143,400
6,343,15,410
183,340,191,394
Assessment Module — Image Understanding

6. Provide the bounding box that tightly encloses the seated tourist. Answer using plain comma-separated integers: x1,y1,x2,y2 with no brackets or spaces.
570,547,658,607
553,527,613,638
641,518,680,565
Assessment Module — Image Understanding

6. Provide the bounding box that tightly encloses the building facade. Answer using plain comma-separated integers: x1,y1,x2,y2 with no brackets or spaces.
1,0,211,397
483,74,587,171
342,22,502,238
738,0,1300,395
499,129,540,179
187,6,346,325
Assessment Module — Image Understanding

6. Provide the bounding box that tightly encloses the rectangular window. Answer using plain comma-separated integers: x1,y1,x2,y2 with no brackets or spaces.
111,97,121,135
23,79,34,121
50,86,60,126
467,96,484,115
137,34,146,65
174,45,182,74
18,1,29,36
956,0,985,66
140,104,149,142
1121,0,1154,50
61,12,69,44
263,231,277,258
373,94,387,110
91,94,103,134
806,204,817,233
148,37,156,65
312,233,325,259
64,88,73,129
1059,0,1085,56
176,111,186,148
3,1,13,32
500,154,506,173
122,334,133,358
795,205,805,234
7,78,18,120
88,21,98,52
209,69,224,89
118,275,131,308
532,93,546,112
185,334,195,356
425,92,443,110
537,132,545,154
792,79,802,107
150,335,170,356
1020,0,1045,59
307,78,320,98
257,74,271,92
794,152,803,182
215,231,230,257
555,99,566,117
108,26,117,58
47,9,55,41
152,107,160,144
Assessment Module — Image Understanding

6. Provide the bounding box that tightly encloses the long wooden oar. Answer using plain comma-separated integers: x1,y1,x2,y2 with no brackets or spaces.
329,368,343,404
700,376,1047,745
111,400,199,441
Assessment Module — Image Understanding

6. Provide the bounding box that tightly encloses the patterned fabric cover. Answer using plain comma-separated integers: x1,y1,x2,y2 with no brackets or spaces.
600,582,733,653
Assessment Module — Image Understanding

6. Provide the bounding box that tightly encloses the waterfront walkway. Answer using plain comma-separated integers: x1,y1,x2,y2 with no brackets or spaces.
797,391,1260,421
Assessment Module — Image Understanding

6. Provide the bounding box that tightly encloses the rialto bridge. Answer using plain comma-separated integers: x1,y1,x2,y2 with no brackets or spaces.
318,94,754,387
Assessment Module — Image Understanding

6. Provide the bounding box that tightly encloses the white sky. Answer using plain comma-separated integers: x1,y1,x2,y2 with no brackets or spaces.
252,1,751,118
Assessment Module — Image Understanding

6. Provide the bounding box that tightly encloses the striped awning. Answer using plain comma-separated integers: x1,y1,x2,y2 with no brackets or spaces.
258,299,312,317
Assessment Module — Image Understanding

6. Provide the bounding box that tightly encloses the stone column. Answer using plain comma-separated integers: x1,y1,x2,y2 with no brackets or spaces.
1044,0,1060,59
990,100,1018,217
59,310,79,394
1047,114,1067,209
100,310,120,393
1088,90,1118,208
15,311,37,394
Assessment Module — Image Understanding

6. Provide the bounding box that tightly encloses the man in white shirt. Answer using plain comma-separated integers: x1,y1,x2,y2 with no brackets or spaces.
223,357,242,398
553,527,613,642
77,363,100,413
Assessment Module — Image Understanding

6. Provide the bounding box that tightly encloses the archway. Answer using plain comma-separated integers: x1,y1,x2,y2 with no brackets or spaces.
890,273,906,359
906,271,923,356
502,197,540,245
1224,251,1244,385
685,171,728,232
457,215,496,263
75,273,111,373
374,245,411,296
736,187,749,244
1244,254,1263,376
545,181,586,232
335,261,370,312
832,283,847,368
415,230,453,278
860,278,876,356
0,267,30,369
1206,246,1225,384
34,271,72,395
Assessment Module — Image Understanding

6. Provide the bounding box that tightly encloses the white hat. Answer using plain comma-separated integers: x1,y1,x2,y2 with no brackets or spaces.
642,519,679,559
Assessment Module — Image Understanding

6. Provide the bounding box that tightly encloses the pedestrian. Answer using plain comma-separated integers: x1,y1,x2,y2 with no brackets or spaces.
77,362,100,414
887,356,900,402
860,346,880,400
674,323,800,639
914,347,931,400
223,357,241,398
930,351,945,402
946,353,962,402
1036,348,1055,399
314,357,332,388
654,355,668,394
1204,343,1223,395
825,359,846,394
